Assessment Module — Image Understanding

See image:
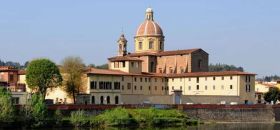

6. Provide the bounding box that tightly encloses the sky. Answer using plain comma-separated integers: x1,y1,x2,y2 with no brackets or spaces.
0,0,279,77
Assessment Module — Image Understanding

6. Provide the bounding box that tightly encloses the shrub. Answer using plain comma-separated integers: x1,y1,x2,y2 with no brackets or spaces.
0,87,15,122
92,107,136,127
70,110,89,127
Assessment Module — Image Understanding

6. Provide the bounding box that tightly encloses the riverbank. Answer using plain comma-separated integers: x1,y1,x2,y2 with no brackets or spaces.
0,107,199,129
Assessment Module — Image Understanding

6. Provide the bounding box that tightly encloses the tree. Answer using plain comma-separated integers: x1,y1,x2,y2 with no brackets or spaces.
26,59,63,99
61,56,86,104
264,87,280,104
0,87,15,122
209,63,244,72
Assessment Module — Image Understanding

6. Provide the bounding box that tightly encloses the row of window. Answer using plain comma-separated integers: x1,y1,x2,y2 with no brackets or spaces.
183,85,234,91
133,77,167,82
138,41,163,50
90,81,121,90
91,96,119,104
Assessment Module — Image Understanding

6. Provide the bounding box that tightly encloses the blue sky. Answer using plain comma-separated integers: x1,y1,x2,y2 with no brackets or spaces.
0,0,279,77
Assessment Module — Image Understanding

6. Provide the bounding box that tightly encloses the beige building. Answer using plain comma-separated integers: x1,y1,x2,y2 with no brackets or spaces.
8,8,257,105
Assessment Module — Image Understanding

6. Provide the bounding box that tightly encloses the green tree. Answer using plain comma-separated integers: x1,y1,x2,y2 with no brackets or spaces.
61,56,86,104
264,87,280,104
31,93,48,127
26,59,63,99
209,63,244,72
0,87,15,122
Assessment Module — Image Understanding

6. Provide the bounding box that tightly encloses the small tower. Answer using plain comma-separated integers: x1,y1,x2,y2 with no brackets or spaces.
117,34,127,56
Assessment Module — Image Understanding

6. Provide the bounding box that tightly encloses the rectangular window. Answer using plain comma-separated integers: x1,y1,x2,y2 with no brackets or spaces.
139,42,142,50
140,78,143,82
134,77,137,82
122,76,124,81
196,85,199,90
213,77,216,80
140,86,142,90
205,85,207,90
122,61,126,67
189,78,191,81
213,85,216,90
149,86,151,90
188,86,191,90
222,76,224,80
149,41,154,49
205,77,207,81
127,83,131,90
230,85,233,89
180,86,182,90
134,86,137,90
131,62,134,67
114,62,119,68
90,81,97,89
230,76,233,80
196,77,199,83
145,78,147,82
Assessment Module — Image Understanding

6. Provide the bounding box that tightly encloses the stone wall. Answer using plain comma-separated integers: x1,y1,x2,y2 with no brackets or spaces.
183,105,275,122
47,104,280,122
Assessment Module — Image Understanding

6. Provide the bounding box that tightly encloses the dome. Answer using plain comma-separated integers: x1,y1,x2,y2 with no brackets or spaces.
136,20,163,36
136,8,164,37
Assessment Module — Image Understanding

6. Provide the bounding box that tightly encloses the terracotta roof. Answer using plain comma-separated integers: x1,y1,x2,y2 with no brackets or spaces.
127,48,204,57
136,20,163,37
18,70,26,75
87,68,138,76
165,71,256,78
86,68,255,78
0,66,17,72
259,83,276,88
108,56,142,62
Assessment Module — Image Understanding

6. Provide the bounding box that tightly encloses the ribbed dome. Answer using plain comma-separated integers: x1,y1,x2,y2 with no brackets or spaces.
136,20,163,36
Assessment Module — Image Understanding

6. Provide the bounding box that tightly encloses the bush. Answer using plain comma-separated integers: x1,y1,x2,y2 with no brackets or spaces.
92,107,136,127
70,110,90,127
30,93,48,127
0,87,15,122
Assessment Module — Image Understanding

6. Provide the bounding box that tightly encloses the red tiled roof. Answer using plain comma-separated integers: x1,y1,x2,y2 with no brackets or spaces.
165,71,256,78
18,70,26,75
108,56,142,62
0,66,17,72
136,20,163,37
127,48,204,57
86,68,255,78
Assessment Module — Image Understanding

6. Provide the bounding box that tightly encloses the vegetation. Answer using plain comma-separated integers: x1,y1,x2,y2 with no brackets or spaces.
0,59,28,69
264,87,280,104
88,63,109,69
26,58,63,99
91,108,197,128
0,87,15,122
70,110,90,127
61,56,86,104
257,75,280,82
209,63,244,72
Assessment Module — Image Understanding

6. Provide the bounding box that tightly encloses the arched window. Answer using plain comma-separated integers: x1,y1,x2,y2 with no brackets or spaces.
107,96,110,104
100,96,104,104
91,96,95,104
115,96,119,104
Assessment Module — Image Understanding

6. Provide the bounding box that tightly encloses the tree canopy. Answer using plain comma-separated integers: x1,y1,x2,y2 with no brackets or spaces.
209,63,244,72
264,87,280,104
61,56,86,104
26,59,63,99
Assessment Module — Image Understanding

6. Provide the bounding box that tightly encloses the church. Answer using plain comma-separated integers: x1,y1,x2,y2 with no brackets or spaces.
8,8,256,105
77,8,256,105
